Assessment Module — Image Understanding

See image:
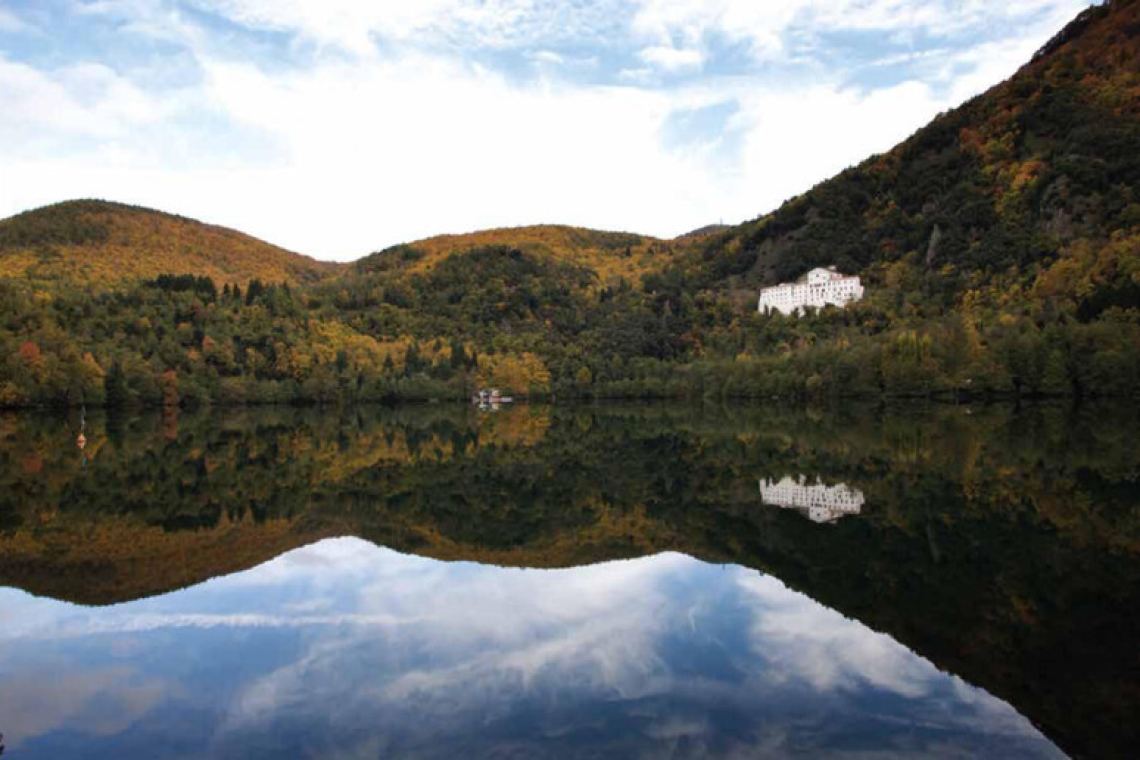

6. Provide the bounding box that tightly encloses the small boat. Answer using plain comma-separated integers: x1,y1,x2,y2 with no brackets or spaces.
472,388,514,406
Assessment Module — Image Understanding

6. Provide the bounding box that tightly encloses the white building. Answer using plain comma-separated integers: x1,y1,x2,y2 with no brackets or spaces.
758,267,864,315
759,476,865,524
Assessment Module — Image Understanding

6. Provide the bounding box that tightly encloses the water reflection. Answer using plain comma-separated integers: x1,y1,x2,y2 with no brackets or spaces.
0,539,1062,759
759,476,865,524
0,402,1138,758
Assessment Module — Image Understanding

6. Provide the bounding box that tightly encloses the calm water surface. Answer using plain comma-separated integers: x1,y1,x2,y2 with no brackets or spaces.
0,403,1137,759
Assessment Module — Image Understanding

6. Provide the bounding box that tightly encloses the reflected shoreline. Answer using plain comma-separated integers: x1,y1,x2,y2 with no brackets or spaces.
1,401,1138,758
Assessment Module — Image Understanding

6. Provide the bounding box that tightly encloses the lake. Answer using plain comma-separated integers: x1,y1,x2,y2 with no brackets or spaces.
0,402,1137,759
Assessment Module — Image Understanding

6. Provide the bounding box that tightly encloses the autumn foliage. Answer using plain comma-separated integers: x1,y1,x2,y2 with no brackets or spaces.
1,3,1140,406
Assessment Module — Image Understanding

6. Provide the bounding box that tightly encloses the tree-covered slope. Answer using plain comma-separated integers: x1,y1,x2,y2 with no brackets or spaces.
684,0,1140,303
358,224,673,286
329,0,1140,403
0,200,338,287
1,3,1139,406
606,0,1140,401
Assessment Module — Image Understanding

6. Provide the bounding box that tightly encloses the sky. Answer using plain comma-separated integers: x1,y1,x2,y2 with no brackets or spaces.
0,0,1097,260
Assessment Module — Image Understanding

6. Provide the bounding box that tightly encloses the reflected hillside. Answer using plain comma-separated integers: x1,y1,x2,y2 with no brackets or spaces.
1,402,1139,757
0,405,554,601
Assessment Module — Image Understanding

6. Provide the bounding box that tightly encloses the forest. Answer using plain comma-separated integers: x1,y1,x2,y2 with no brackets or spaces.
0,0,1139,407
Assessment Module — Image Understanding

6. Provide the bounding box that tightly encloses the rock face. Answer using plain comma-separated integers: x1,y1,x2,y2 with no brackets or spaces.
925,224,942,267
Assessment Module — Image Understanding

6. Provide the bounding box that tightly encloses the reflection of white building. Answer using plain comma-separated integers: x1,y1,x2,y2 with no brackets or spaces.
758,267,864,315
759,476,865,524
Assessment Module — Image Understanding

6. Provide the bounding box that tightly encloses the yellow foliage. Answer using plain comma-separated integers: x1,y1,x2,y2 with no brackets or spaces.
1011,160,1046,191
81,352,105,379
0,251,36,278
478,408,551,448
314,324,417,372
1,203,339,287
1034,234,1140,302
476,352,552,395
403,225,674,288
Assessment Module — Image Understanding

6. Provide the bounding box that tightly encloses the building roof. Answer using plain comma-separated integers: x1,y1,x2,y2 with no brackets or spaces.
760,267,860,292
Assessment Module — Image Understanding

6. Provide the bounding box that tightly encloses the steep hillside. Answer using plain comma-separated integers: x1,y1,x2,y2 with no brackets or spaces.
357,224,674,286
0,200,338,286
685,0,1140,308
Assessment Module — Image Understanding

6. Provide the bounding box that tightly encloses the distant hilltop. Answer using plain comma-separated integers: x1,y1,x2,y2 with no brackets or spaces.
675,224,731,240
0,199,334,286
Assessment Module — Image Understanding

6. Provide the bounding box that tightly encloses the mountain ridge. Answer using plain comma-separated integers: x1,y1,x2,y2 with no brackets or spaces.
0,201,683,288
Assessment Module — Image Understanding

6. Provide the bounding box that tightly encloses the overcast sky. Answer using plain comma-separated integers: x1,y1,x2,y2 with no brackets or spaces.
0,0,1095,260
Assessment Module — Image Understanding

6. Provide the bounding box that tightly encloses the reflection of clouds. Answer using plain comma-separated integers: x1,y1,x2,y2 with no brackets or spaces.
353,547,693,645
0,588,84,640
218,545,696,738
16,611,410,637
211,543,1057,756
642,716,709,740
737,572,1053,744
0,667,169,750
738,573,932,697
0,539,1063,758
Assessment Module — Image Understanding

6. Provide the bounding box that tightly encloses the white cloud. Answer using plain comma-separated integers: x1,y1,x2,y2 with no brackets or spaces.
630,0,1093,60
0,1,1100,259
73,0,204,48
0,57,171,144
2,50,729,257
531,49,565,65
0,40,957,258
185,0,623,55
639,44,704,72
189,0,462,54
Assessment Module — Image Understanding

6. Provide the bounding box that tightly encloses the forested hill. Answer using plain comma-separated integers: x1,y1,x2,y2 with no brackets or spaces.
678,0,1140,297
358,225,673,286
0,200,337,286
1,2,1139,407
611,0,1140,400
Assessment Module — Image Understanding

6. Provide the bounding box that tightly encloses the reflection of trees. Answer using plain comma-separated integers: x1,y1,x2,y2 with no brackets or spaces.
0,402,1139,758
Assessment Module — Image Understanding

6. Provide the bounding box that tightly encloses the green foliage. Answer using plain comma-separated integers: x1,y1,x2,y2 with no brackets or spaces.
0,200,113,250
2,3,1140,405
